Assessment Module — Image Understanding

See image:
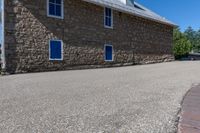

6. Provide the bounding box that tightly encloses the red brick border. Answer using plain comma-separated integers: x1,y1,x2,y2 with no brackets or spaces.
178,85,200,133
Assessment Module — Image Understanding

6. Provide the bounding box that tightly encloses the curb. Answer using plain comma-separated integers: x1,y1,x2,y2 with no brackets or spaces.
178,84,200,133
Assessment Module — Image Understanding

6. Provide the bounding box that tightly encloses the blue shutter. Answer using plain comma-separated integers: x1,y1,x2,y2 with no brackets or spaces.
105,45,113,61
50,40,62,60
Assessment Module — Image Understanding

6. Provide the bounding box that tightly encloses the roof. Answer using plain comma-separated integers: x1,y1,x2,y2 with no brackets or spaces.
82,0,177,27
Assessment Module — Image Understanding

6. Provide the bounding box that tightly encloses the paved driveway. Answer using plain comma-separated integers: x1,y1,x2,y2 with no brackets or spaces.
1,61,200,133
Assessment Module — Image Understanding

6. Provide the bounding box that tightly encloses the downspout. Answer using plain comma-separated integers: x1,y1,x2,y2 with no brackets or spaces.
1,0,6,72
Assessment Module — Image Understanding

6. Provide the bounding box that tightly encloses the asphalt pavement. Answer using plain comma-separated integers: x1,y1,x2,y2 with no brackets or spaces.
1,61,200,133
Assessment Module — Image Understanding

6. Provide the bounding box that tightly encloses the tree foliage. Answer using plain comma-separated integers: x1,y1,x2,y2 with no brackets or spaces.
173,28,192,59
184,26,200,52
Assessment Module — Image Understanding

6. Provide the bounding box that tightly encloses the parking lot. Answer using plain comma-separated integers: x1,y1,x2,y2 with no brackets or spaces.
1,61,200,133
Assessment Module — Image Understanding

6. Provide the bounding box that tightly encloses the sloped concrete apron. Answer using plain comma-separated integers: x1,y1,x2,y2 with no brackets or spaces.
178,84,200,133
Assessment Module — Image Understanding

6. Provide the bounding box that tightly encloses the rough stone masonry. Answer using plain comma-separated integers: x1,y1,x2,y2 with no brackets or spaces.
4,0,174,74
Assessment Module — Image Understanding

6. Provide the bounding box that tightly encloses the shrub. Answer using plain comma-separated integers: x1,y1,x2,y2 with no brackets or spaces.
173,28,192,59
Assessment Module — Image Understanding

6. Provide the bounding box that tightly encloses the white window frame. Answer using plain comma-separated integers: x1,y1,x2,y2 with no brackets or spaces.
1,0,6,70
49,40,64,61
104,44,114,62
47,0,64,19
104,7,113,29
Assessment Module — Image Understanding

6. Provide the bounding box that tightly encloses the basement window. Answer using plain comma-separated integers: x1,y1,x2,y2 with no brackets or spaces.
47,0,64,19
104,7,113,28
104,44,114,61
49,40,63,60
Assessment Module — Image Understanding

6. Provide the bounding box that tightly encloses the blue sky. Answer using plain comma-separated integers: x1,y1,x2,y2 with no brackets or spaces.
137,0,200,31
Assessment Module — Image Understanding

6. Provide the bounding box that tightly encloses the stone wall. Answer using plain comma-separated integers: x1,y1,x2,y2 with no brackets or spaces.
4,0,174,74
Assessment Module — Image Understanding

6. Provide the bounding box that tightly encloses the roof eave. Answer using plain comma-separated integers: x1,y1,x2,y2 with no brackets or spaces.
82,0,177,27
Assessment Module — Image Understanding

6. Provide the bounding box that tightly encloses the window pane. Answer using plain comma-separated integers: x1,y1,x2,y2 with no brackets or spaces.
105,8,109,16
56,5,61,16
105,18,108,26
48,0,63,17
108,9,111,16
49,3,55,15
105,17,111,27
106,8,111,17
50,41,62,59
108,18,111,26
56,0,61,4
105,8,112,27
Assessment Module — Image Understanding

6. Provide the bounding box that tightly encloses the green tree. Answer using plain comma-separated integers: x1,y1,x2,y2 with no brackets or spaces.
194,29,200,52
173,28,192,59
184,26,200,52
184,26,196,44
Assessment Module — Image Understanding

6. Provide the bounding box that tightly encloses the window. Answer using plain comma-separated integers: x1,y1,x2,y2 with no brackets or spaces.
49,40,63,60
104,44,113,61
104,7,113,28
47,0,64,19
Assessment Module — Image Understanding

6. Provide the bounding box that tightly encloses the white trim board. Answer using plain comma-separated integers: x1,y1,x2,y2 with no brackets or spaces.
1,0,6,70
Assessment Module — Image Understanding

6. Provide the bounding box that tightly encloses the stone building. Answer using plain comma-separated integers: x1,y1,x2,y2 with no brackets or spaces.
1,0,176,74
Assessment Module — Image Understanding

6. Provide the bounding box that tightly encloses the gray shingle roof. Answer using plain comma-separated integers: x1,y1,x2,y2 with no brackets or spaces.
83,0,176,26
